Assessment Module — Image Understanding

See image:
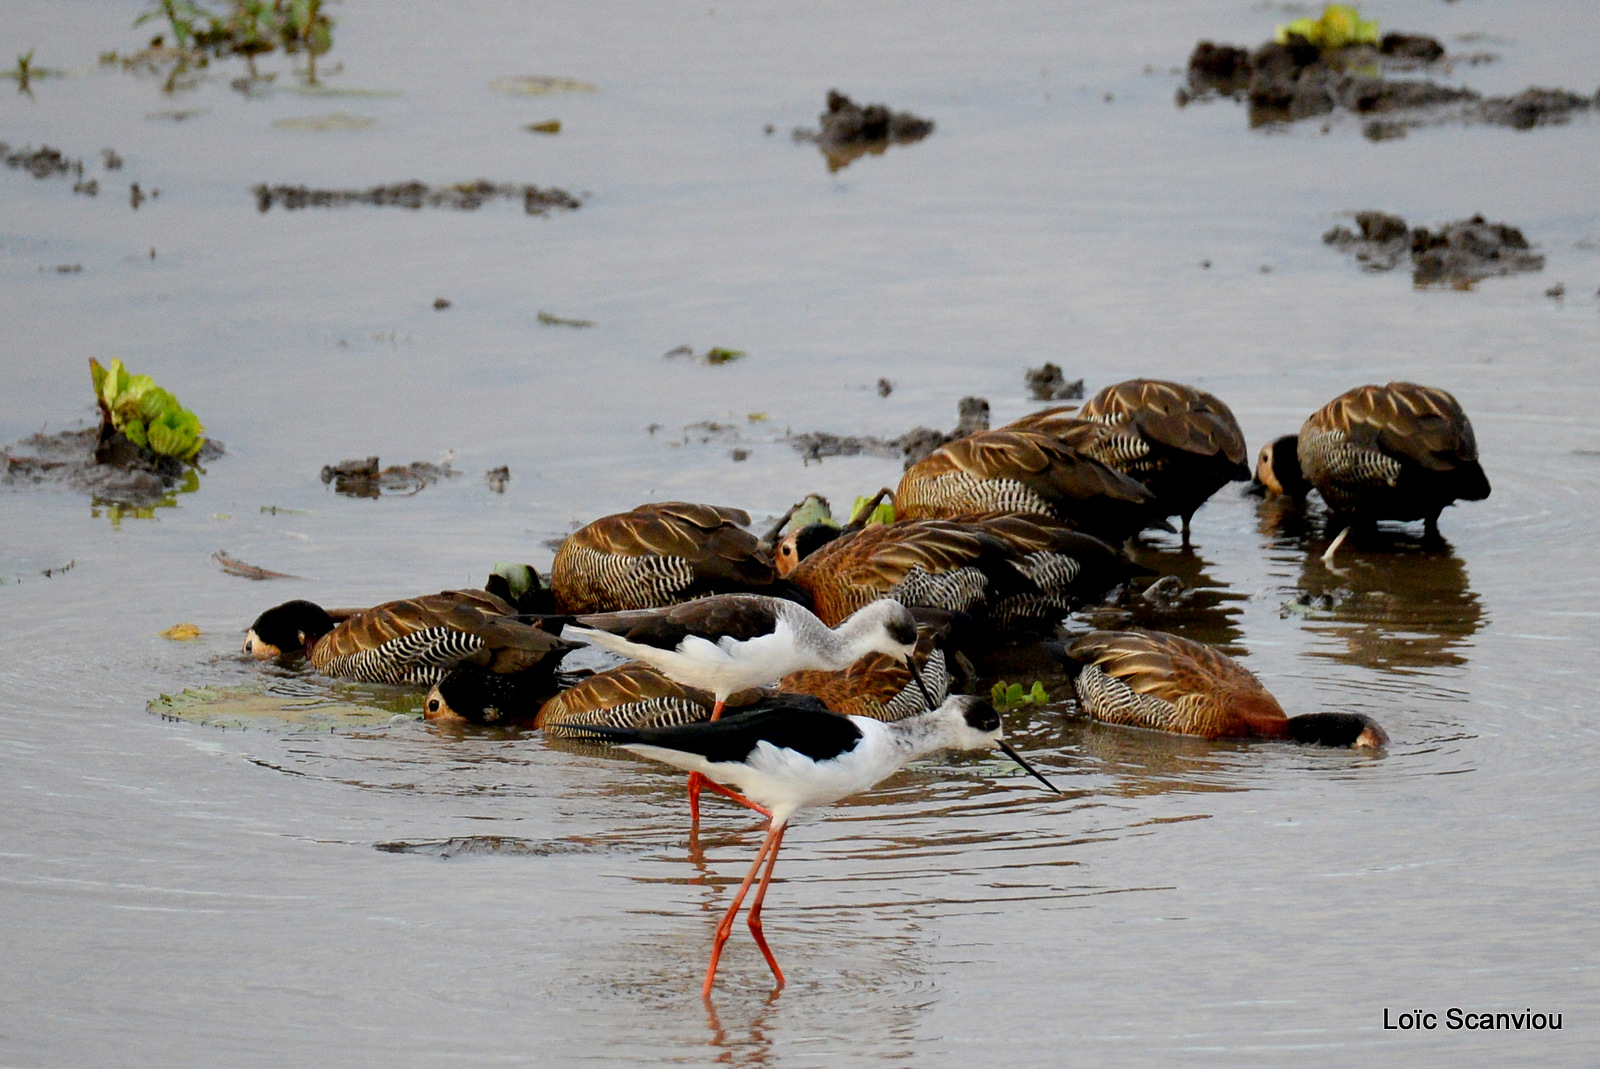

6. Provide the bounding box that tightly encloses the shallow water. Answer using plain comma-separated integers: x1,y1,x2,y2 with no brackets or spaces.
3,0,1598,1064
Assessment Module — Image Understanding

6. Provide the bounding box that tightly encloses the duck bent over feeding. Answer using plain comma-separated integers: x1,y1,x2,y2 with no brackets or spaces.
1256,382,1490,541
244,589,573,690
1054,628,1387,747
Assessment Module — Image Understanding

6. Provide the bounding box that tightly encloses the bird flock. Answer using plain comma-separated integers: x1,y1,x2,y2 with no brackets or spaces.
241,376,1488,994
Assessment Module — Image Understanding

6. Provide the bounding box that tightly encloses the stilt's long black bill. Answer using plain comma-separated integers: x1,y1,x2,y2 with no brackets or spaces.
905,656,937,709
997,739,1061,794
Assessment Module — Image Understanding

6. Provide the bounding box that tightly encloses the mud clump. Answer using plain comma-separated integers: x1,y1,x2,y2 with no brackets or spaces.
1476,87,1594,130
320,456,459,497
2,142,110,197
789,397,990,468
1180,30,1593,135
254,181,582,215
4,427,224,507
792,90,935,172
1323,212,1544,285
1024,363,1085,402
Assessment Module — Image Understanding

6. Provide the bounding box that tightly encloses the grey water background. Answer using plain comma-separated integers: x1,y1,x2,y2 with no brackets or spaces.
2,0,1598,1064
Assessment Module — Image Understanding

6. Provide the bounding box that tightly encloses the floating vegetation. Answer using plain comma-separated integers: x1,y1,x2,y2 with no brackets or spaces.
253,180,582,214
149,683,418,733
3,50,63,92
537,311,594,327
525,120,561,134
848,495,895,526
489,75,596,96
92,357,206,462
123,0,336,83
160,623,203,640
271,111,374,131
663,345,746,365
213,550,302,580
1275,4,1378,51
990,680,1049,713
1024,363,1085,402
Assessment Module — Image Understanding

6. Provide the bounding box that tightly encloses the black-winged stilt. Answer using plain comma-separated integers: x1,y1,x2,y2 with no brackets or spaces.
561,594,934,822
558,692,1059,996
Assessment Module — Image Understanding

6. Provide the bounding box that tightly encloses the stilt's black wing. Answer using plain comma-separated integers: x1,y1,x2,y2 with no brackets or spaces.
572,594,784,650
558,694,864,764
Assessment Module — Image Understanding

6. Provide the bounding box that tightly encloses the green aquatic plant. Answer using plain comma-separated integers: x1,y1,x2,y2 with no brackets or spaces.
90,357,206,462
128,0,335,83
1275,4,1379,50
848,495,895,526
704,347,746,365
990,680,1049,714
12,49,35,91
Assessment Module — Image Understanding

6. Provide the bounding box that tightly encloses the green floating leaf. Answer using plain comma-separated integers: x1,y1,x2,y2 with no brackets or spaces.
704,347,746,365
1275,4,1379,49
849,495,895,526
87,356,205,460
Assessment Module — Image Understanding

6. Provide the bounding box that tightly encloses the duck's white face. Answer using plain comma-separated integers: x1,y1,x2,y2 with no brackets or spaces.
1256,441,1285,494
242,629,281,660
774,532,802,577
423,684,463,722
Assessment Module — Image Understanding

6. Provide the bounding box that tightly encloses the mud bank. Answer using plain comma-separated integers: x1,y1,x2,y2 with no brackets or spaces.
3,427,223,507
319,456,460,497
1181,34,1596,135
1323,212,1544,285
788,397,989,466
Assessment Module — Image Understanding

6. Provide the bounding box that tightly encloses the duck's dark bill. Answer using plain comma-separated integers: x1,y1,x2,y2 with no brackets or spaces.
905,655,937,709
997,739,1061,794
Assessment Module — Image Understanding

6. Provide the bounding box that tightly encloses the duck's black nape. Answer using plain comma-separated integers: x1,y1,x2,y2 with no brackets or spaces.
433,668,542,725
1287,712,1389,748
791,522,844,562
249,600,335,654
486,570,557,615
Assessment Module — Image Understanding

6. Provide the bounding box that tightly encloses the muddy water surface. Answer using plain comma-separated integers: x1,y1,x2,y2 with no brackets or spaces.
2,1,1598,1065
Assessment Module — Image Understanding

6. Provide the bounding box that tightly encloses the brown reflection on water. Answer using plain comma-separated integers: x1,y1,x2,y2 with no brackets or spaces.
1258,497,1483,672
1071,543,1248,653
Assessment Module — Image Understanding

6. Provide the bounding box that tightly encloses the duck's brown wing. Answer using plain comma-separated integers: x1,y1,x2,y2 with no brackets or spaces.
1311,382,1479,473
536,663,719,736
1082,379,1250,469
552,502,775,611
1064,629,1286,738
1005,405,1082,437
898,430,1154,533
792,521,1007,625
314,589,568,682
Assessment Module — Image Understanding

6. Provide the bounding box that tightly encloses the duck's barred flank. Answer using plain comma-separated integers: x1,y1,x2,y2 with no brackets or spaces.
1299,430,1404,511
1081,419,1156,471
554,544,698,611
317,627,485,685
1074,662,1192,733
874,648,950,721
1009,550,1082,590
898,473,1053,518
890,566,990,615
544,696,710,738
988,592,1077,631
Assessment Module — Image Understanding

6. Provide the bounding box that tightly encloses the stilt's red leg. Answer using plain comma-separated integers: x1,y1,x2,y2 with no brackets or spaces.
745,824,787,989
687,699,727,825
703,821,781,999
699,778,771,817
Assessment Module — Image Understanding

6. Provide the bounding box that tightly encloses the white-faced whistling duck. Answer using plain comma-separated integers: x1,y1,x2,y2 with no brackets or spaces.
561,593,929,822
775,514,1140,630
893,428,1157,543
560,693,1057,996
1008,378,1251,543
529,663,755,736
1256,382,1490,544
244,589,573,689
549,501,797,614
1054,628,1388,746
